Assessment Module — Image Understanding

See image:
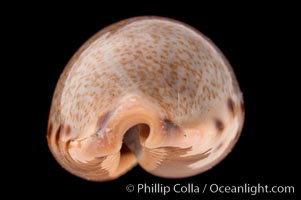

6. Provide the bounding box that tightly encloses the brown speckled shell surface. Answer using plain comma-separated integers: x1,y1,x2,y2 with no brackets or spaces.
47,16,244,181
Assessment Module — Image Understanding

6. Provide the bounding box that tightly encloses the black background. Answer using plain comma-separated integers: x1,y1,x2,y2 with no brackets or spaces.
8,2,298,199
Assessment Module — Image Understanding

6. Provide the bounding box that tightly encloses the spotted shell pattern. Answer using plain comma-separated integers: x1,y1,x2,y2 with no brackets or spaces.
47,17,244,181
